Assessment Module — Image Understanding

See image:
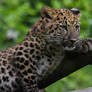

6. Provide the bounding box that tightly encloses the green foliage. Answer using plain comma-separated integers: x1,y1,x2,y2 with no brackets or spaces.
0,0,92,92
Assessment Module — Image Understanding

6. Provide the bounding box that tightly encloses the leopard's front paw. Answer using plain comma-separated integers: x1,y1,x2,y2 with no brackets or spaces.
74,39,92,53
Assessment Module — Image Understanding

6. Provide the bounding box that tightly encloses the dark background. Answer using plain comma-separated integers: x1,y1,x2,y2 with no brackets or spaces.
0,0,92,92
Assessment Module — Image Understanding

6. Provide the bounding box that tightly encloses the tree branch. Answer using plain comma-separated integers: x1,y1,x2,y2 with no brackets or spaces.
38,51,92,89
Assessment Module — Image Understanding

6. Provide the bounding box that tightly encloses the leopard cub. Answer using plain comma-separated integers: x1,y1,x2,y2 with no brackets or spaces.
0,6,80,92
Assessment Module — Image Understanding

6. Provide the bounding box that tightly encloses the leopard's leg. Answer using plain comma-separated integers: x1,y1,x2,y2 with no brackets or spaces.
21,71,37,92
23,82,47,92
13,54,40,92
22,72,47,92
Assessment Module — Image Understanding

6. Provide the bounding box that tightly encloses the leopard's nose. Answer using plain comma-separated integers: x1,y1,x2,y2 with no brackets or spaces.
68,36,77,43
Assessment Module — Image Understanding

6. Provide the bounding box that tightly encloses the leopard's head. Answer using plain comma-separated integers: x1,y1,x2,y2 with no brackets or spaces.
40,6,81,44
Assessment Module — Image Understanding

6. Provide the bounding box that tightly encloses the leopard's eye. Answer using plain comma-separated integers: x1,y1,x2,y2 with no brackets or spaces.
60,25,67,31
76,25,80,31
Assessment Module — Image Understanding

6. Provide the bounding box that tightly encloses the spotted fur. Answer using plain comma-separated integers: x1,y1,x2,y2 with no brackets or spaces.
0,6,80,92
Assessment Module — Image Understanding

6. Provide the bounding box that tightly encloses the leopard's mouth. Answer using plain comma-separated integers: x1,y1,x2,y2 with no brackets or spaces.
61,39,77,51
64,46,76,51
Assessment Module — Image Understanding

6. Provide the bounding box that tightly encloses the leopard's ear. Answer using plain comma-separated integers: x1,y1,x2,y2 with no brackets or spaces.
71,8,81,16
41,6,54,19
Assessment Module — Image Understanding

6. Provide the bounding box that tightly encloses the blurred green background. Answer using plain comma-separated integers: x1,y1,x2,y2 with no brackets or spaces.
0,0,92,92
